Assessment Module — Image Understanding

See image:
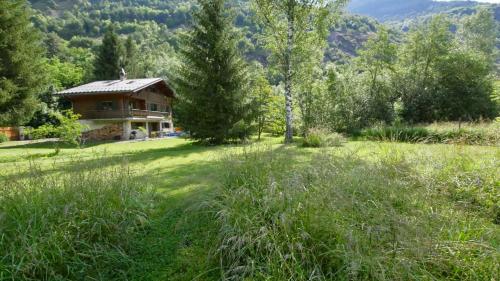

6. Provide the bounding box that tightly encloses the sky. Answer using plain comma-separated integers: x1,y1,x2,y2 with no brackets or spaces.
435,0,500,3
436,0,500,4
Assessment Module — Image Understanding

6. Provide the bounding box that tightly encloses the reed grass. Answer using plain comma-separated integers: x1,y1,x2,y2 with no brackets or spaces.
357,122,499,145
0,157,157,280
213,145,499,280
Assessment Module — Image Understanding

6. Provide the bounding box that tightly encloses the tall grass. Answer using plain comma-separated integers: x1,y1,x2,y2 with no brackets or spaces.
357,122,499,145
0,157,157,280
301,128,346,148
213,146,499,280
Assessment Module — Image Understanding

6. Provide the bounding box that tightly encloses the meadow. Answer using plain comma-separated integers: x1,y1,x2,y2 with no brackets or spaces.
0,137,498,280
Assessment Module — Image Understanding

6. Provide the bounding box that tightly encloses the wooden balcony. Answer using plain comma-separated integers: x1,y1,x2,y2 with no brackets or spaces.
81,109,170,120
131,109,170,118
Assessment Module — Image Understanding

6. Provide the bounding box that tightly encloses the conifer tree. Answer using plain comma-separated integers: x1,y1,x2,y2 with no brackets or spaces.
176,0,250,144
93,25,122,80
123,36,140,78
0,0,48,126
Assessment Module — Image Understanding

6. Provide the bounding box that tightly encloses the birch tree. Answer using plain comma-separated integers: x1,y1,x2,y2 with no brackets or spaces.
253,0,348,143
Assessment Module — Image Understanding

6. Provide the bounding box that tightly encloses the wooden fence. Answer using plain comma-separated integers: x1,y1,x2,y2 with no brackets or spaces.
0,127,20,141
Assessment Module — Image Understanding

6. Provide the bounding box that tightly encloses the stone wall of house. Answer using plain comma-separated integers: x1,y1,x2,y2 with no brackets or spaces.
82,123,124,141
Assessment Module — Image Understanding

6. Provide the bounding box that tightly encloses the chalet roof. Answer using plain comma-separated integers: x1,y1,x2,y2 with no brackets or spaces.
58,78,168,95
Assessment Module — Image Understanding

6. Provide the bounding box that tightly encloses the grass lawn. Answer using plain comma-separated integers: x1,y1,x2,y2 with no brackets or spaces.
0,137,498,280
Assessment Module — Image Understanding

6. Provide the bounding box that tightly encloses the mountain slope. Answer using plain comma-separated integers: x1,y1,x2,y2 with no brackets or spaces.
28,0,381,65
348,0,496,21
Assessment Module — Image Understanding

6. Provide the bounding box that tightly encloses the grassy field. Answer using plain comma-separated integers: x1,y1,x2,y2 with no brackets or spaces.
0,137,498,280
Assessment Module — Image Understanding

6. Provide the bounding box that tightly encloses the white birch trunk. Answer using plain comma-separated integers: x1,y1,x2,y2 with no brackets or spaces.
284,1,294,143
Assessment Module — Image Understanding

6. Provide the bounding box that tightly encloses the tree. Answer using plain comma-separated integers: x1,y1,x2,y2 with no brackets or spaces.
460,8,497,62
175,0,250,144
435,50,497,121
249,64,274,140
395,15,453,123
93,25,123,80
27,109,87,153
27,58,84,128
253,0,348,143
356,27,397,124
0,0,48,126
122,36,141,78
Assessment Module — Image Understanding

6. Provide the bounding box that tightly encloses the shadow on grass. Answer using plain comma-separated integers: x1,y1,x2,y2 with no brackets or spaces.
0,140,112,150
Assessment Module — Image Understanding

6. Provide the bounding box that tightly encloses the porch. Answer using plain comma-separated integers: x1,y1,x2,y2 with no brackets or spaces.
128,120,174,139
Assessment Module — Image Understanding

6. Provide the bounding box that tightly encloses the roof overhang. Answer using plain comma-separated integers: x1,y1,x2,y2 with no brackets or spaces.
58,78,176,98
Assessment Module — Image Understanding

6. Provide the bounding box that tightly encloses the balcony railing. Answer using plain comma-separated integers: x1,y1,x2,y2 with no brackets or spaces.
131,109,170,118
82,109,171,119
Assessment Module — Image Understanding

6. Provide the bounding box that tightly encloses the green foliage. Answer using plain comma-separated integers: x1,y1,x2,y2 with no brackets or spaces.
434,50,497,120
0,157,157,280
27,110,86,146
215,146,498,280
396,15,453,123
355,27,397,124
248,64,275,140
175,0,251,144
301,127,345,147
93,25,123,80
460,7,497,61
45,58,84,90
264,85,287,136
122,36,140,78
395,15,497,123
0,133,8,143
253,0,349,142
0,0,48,126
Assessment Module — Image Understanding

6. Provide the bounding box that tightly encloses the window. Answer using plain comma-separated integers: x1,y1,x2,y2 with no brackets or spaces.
100,101,114,110
149,103,159,112
162,122,171,129
129,100,139,110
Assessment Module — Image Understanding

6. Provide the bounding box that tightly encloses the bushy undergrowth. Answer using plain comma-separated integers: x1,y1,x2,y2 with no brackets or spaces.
358,123,499,145
302,128,346,148
214,146,499,280
0,157,157,280
0,133,8,143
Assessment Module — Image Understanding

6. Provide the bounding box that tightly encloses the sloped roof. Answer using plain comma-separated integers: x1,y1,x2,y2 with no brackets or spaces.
58,78,166,95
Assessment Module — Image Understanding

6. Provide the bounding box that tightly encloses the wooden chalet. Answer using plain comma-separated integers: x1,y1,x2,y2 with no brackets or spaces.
59,72,175,140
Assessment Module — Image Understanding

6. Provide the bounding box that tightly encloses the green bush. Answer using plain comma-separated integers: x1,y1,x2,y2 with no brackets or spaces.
302,128,346,147
0,133,8,143
213,147,498,280
0,157,157,280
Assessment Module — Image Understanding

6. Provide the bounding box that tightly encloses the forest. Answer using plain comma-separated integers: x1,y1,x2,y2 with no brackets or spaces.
1,0,498,140
0,0,499,280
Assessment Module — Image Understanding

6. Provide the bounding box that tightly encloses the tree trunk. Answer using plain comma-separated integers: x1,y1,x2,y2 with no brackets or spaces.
284,2,294,144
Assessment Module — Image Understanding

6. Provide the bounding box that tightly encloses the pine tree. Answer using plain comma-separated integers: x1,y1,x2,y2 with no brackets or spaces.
93,25,122,80
0,0,48,126
123,36,140,78
175,0,250,144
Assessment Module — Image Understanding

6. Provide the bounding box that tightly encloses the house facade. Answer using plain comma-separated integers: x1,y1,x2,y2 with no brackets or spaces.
59,77,175,140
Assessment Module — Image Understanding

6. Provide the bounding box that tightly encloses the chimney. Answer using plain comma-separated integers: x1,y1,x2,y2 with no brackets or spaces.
120,68,127,81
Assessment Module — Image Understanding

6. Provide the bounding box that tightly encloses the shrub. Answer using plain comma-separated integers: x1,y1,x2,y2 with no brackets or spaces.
0,133,8,143
26,110,87,146
213,147,498,280
0,157,157,280
302,127,345,147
